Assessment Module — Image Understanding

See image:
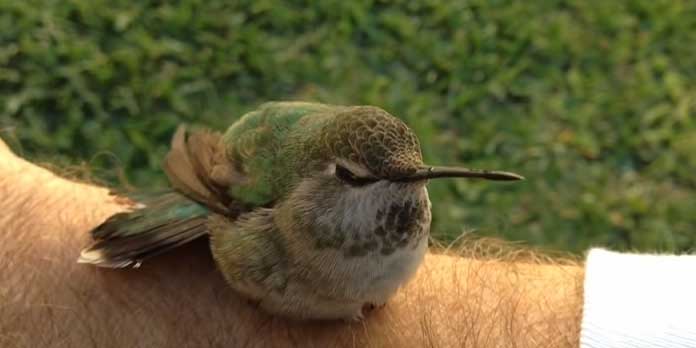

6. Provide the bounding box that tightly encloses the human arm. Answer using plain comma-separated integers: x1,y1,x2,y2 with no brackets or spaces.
0,139,583,348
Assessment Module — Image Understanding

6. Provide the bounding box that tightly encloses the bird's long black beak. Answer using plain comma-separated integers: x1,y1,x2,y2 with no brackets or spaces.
394,166,524,182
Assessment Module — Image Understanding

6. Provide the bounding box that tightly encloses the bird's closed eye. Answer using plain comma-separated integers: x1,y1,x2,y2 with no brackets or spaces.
335,165,378,186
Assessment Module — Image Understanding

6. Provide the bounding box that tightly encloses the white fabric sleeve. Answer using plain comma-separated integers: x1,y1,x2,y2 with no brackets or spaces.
581,249,696,348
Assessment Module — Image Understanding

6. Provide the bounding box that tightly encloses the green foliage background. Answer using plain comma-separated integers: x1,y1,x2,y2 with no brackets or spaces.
2,0,695,253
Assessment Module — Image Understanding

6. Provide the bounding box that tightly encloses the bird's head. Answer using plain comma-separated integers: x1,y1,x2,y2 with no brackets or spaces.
276,106,523,257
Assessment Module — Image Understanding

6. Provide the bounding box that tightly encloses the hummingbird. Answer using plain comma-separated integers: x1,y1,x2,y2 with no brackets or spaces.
78,102,523,321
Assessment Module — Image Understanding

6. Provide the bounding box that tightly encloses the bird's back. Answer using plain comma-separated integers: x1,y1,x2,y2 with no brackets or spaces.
220,102,342,207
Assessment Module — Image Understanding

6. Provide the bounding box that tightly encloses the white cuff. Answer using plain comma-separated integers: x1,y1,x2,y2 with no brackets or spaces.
581,249,696,348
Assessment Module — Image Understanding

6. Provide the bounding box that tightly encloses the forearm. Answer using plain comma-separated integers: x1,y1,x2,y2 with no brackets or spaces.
391,252,583,347
0,143,583,347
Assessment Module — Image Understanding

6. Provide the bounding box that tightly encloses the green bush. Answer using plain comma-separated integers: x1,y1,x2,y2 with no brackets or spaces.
2,0,695,253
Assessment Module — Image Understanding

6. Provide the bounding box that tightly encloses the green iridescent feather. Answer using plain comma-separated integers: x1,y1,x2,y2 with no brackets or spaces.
222,102,337,206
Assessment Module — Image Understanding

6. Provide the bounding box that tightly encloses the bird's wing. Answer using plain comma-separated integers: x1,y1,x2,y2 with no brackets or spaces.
79,126,247,268
79,191,210,268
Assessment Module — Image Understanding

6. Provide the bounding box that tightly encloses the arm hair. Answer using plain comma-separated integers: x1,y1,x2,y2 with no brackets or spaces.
0,140,583,348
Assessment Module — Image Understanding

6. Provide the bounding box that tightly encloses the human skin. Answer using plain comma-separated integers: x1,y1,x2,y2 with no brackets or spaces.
0,138,584,347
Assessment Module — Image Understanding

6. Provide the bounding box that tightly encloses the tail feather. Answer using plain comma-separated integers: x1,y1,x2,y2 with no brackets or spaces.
163,126,243,215
79,191,209,268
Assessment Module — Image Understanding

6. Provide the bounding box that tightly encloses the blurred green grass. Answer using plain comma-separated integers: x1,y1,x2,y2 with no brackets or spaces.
2,0,695,253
